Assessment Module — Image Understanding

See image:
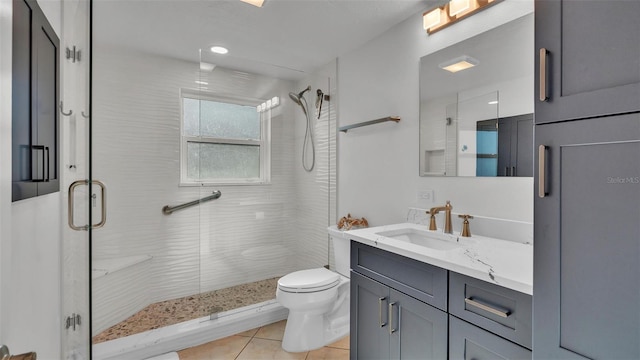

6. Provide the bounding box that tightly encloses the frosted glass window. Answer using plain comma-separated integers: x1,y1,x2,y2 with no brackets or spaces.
180,91,270,185
187,143,260,179
183,97,260,139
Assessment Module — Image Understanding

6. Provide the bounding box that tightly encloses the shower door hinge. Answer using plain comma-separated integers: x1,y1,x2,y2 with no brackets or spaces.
65,313,81,331
66,46,81,63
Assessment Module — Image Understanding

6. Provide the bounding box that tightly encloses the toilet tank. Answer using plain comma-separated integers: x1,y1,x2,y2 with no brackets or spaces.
330,228,350,278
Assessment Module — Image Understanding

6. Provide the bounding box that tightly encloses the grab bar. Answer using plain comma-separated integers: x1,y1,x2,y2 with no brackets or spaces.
338,116,400,133
162,190,222,215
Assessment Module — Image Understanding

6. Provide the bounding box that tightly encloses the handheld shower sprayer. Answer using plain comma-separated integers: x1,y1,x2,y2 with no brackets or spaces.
289,86,311,107
289,85,315,172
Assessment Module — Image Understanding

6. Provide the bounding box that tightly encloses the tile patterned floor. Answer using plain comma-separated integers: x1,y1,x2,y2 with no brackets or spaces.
178,320,350,360
93,277,280,343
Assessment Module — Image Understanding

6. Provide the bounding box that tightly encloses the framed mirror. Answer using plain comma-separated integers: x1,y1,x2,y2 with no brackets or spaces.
419,13,533,177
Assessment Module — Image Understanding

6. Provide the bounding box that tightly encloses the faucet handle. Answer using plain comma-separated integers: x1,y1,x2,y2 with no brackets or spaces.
458,214,474,237
429,213,438,231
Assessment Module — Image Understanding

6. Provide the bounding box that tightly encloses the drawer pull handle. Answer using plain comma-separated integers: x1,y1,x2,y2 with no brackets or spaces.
538,145,549,198
378,297,387,328
464,297,511,318
388,302,397,334
539,48,549,102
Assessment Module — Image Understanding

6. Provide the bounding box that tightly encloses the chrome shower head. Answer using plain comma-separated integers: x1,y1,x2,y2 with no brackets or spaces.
289,86,311,106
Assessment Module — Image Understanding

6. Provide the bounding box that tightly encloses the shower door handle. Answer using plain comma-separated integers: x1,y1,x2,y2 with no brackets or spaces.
68,179,107,231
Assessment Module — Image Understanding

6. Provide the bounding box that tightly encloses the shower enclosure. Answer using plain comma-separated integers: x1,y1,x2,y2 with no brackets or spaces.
85,1,337,357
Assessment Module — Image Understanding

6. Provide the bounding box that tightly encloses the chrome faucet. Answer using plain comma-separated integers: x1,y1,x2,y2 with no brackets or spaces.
428,201,453,234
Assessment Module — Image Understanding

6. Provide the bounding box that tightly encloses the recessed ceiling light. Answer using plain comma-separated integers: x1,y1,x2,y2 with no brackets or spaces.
195,80,208,85
438,55,479,73
488,100,499,105
210,46,229,55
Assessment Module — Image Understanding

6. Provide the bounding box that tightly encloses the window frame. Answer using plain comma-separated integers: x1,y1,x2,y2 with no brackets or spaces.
179,88,271,186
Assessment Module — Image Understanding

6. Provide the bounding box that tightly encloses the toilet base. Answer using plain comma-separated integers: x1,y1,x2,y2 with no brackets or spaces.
281,310,350,353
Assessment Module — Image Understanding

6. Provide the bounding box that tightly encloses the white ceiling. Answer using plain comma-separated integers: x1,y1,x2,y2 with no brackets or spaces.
94,0,436,80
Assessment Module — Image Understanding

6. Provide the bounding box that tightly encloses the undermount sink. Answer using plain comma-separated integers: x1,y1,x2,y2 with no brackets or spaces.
376,228,463,251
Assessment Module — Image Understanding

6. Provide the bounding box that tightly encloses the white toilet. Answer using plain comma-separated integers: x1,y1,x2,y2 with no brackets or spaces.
276,230,350,352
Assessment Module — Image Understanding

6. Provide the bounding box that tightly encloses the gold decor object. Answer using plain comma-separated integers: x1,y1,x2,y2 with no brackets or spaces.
337,213,369,230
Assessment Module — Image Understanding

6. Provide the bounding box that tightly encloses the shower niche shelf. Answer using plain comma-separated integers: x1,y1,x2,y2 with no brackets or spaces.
339,116,400,133
92,255,152,280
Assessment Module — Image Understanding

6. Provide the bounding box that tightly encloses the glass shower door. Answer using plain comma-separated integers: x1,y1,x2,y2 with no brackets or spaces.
61,0,91,358
90,4,204,348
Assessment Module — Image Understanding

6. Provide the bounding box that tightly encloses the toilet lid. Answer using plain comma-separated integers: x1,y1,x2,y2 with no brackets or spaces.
278,268,340,293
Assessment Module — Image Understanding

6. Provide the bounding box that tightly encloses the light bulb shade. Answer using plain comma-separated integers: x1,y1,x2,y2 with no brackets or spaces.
240,0,264,7
423,7,443,30
449,0,470,16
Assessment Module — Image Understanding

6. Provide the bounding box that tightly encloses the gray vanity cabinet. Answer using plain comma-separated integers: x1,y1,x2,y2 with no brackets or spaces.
534,114,640,359
350,241,533,359
535,0,640,124
350,242,448,360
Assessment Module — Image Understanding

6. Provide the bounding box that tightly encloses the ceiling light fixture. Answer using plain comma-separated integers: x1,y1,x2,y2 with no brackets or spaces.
200,62,216,72
240,0,264,7
195,80,209,85
438,55,479,73
210,46,229,55
422,0,503,35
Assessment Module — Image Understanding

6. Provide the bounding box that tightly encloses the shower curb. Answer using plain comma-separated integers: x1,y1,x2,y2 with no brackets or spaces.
92,300,287,360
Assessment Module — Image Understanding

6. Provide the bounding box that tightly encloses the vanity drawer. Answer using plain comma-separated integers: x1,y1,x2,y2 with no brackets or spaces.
449,272,532,349
350,241,448,311
449,315,532,360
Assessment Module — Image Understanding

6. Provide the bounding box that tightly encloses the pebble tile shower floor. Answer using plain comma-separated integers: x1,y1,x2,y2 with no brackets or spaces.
93,277,280,343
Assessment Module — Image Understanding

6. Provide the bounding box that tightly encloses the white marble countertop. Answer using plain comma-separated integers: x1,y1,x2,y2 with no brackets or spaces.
330,223,533,295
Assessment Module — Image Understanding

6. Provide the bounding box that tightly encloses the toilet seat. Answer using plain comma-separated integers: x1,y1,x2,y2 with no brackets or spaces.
278,268,340,293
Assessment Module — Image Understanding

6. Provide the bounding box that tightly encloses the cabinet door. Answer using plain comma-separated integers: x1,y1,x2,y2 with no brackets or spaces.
498,114,533,177
32,5,60,196
534,114,640,359
351,272,390,360
497,118,512,176
12,0,38,200
513,115,532,177
449,316,531,360
12,0,59,201
389,289,447,360
535,0,640,123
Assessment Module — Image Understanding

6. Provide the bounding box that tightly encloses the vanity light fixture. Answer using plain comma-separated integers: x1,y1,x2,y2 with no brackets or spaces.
438,55,479,73
448,0,470,16
210,46,229,55
240,0,264,7
423,7,445,30
423,0,503,35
